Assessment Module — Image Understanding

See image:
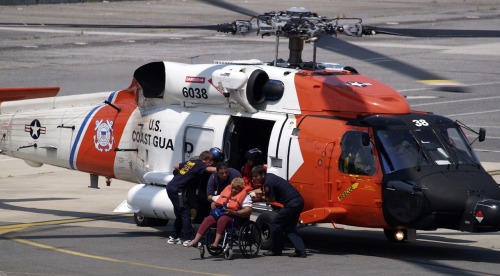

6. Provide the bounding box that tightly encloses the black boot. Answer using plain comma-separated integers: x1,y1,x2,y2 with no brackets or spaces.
263,250,282,256
288,251,306,258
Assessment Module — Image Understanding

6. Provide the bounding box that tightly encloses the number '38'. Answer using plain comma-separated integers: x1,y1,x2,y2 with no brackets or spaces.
413,119,429,127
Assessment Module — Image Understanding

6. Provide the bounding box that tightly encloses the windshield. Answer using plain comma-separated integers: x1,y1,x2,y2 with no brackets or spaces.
376,127,479,172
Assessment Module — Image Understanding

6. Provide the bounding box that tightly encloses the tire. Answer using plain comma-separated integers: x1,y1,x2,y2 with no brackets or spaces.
205,228,223,256
199,245,205,259
255,211,276,250
224,248,233,260
134,213,152,227
152,218,168,226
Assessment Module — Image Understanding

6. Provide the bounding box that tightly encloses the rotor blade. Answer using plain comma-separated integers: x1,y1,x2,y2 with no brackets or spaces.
367,26,500,38
0,86,59,103
199,0,259,17
316,35,466,92
0,22,221,30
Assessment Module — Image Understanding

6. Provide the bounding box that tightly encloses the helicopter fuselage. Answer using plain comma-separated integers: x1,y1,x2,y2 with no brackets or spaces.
1,60,499,236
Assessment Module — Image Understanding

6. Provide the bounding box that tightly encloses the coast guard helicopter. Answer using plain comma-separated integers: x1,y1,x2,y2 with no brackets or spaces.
1,0,500,246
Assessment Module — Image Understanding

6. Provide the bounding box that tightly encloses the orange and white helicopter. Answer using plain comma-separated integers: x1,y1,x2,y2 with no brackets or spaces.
1,1,500,246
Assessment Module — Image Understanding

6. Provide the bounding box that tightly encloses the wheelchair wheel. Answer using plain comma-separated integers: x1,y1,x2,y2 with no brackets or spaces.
205,228,223,256
199,244,205,259
224,247,233,260
238,220,261,258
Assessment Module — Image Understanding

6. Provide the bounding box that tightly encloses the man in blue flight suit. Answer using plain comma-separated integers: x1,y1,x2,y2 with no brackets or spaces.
206,161,242,204
166,150,216,246
251,165,307,258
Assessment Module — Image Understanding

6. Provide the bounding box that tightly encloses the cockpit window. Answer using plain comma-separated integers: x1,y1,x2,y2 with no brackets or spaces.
414,128,452,165
338,131,376,176
377,129,427,172
438,128,478,164
376,127,479,173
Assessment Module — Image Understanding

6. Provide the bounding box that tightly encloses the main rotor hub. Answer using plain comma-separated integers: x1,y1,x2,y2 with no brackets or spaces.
285,7,313,17
217,7,368,68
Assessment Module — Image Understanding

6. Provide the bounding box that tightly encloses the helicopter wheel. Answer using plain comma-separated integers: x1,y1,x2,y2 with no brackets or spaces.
134,213,152,227
255,212,276,250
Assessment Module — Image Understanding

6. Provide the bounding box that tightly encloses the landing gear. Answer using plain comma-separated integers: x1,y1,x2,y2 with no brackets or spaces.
134,213,152,227
133,213,168,227
255,211,276,250
383,228,415,242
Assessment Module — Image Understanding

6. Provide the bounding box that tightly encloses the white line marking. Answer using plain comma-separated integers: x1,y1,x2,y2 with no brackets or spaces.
446,109,500,117
411,95,500,107
406,96,439,99
476,149,500,153
400,82,500,93
0,26,195,38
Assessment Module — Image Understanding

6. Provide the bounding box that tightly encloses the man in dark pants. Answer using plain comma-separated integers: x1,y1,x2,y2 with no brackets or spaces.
251,165,306,258
166,150,216,246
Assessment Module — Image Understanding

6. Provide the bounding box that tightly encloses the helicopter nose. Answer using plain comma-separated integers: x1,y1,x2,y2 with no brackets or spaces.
383,167,500,232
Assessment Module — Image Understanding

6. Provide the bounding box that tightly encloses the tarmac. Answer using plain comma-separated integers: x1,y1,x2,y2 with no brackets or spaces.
0,0,133,6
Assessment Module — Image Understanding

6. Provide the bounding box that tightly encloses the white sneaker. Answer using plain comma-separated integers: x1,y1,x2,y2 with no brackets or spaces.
182,240,192,247
167,236,181,244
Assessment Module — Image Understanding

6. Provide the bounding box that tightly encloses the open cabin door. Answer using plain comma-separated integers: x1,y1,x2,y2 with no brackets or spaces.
223,114,291,174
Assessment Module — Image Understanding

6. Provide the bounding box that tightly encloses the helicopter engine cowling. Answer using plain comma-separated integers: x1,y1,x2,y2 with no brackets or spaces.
162,62,230,104
133,61,283,112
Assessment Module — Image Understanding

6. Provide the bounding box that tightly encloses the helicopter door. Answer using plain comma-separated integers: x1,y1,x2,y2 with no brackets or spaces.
223,116,276,170
183,126,214,162
337,130,380,207
316,141,336,206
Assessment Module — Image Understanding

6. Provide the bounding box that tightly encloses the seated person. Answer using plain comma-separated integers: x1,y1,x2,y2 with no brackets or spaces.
185,177,253,248
206,162,242,204
353,147,375,175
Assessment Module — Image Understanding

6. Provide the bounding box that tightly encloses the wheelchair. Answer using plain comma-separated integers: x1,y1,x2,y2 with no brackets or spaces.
198,218,261,260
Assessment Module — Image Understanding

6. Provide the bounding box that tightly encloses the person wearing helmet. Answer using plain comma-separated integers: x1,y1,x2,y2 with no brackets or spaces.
209,147,225,163
241,148,266,201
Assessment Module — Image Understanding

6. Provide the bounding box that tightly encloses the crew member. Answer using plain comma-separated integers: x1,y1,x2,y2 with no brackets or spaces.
252,165,306,258
207,162,242,204
166,150,216,246
188,147,226,222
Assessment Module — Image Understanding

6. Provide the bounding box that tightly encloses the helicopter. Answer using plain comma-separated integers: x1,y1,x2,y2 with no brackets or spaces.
1,0,500,247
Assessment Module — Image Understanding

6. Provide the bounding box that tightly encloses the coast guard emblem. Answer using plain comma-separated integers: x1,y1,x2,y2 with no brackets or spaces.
94,119,114,152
